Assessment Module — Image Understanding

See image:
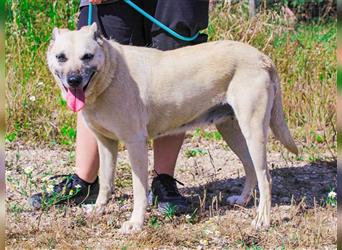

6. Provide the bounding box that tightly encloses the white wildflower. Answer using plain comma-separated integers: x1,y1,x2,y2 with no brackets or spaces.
204,229,212,235
214,230,221,236
199,239,208,246
37,81,44,86
46,184,54,193
42,176,50,182
328,191,336,199
185,214,192,220
23,166,34,175
29,96,36,102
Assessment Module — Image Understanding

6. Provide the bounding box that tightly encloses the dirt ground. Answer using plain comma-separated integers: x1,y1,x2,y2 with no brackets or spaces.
5,134,337,249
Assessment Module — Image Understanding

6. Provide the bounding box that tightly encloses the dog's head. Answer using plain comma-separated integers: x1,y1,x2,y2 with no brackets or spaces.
47,23,105,112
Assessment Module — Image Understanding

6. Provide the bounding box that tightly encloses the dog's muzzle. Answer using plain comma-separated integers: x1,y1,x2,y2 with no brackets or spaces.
67,74,83,88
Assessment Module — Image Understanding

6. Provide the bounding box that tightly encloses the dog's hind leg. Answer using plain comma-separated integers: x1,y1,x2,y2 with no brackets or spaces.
227,71,274,229
120,139,148,234
216,119,257,206
95,135,118,214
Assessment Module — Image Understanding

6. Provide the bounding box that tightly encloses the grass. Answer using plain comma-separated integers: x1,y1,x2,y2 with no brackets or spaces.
5,134,337,248
5,0,337,249
5,0,337,161
185,148,208,158
5,0,80,146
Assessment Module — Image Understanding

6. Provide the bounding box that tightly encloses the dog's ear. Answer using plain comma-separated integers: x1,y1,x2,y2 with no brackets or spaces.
89,23,103,45
90,22,97,34
52,27,59,41
51,27,69,41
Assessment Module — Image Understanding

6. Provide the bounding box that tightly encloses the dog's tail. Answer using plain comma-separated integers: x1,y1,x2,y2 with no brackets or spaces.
270,70,299,155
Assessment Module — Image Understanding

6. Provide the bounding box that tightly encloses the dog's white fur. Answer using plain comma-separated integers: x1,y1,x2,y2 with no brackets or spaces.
47,24,298,234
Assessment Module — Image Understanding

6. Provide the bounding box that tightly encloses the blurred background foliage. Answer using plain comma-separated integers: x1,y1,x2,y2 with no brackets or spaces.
5,0,336,161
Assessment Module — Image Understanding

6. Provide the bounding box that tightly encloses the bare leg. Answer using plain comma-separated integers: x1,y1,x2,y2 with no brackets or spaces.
75,112,99,183
153,133,185,176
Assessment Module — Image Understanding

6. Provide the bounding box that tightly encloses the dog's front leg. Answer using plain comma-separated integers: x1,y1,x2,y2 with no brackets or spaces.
120,140,148,234
95,134,118,214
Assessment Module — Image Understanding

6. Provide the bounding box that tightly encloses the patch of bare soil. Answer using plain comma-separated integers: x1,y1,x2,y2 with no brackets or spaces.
5,136,336,249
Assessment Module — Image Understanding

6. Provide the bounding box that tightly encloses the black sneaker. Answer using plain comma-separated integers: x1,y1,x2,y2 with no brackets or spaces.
29,174,99,209
148,172,189,215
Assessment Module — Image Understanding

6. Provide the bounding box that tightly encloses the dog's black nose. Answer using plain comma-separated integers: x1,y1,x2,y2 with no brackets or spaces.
67,74,83,88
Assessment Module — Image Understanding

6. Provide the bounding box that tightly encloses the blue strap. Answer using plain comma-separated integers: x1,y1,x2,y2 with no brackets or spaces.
87,1,201,42
88,3,93,25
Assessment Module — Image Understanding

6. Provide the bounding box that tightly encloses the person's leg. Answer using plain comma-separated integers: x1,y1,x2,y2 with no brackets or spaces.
151,0,209,177
75,112,99,183
29,112,100,209
147,0,209,213
153,134,185,176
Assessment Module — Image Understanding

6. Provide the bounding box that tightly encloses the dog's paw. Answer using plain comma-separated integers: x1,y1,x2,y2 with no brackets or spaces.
251,214,270,230
94,193,110,215
94,204,105,215
119,221,143,234
226,195,246,206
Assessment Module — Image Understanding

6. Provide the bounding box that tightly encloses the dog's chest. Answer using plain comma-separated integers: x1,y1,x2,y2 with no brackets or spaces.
82,110,119,140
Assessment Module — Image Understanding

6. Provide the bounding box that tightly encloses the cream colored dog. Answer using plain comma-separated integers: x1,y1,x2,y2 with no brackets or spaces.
47,23,298,234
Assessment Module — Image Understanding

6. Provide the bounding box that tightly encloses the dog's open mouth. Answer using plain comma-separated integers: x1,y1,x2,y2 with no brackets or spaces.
83,71,95,92
64,71,96,113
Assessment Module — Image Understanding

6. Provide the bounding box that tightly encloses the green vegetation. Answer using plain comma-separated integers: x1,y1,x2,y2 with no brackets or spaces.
5,1,336,159
325,188,337,207
185,148,208,158
6,0,80,145
338,68,342,91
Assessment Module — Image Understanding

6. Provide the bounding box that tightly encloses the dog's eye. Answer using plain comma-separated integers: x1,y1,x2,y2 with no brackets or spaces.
56,53,67,63
81,53,94,61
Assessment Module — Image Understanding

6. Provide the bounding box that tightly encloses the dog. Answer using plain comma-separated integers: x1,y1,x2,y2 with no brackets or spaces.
47,23,298,234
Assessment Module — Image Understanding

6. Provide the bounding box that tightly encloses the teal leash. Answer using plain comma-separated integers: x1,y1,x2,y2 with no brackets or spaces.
88,3,93,25
87,0,201,42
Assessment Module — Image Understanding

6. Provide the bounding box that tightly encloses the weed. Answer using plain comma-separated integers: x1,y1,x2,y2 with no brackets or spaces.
192,128,222,141
8,202,25,215
325,188,336,207
149,215,160,229
246,246,263,250
47,237,57,249
164,204,176,220
185,148,208,158
60,125,76,145
116,162,132,188
185,208,198,224
5,131,17,142
74,214,87,227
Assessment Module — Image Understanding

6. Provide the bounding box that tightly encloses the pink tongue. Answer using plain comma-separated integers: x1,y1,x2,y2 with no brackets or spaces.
66,88,85,112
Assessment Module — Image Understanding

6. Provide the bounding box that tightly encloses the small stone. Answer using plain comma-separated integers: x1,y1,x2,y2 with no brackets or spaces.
280,197,290,203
